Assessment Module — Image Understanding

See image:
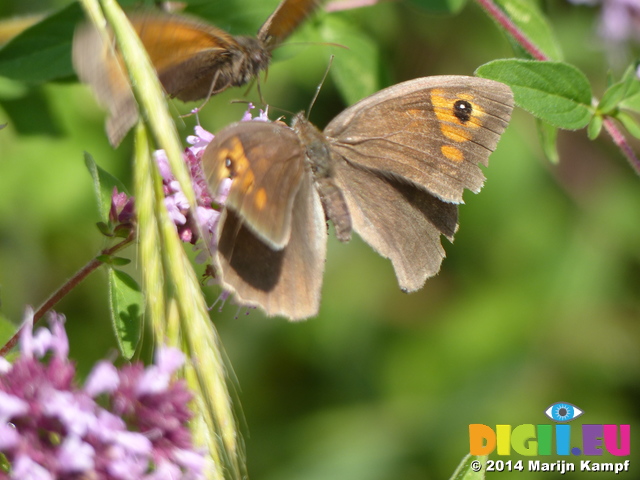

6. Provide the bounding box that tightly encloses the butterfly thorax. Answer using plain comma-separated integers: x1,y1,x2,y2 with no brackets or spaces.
292,114,332,178
230,36,272,86
292,114,352,243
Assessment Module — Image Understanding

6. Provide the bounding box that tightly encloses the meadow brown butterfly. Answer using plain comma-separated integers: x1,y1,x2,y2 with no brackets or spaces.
201,76,514,320
73,0,320,146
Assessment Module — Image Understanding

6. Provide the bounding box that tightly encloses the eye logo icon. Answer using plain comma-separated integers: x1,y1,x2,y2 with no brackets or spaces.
545,402,584,422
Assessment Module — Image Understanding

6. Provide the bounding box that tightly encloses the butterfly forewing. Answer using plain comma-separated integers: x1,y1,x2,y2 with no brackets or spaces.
324,76,514,204
202,121,306,249
258,0,321,48
130,15,237,101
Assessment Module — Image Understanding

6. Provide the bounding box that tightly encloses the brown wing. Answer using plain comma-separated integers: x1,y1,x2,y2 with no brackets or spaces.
73,21,138,146
324,76,514,204
73,14,241,145
323,76,513,291
130,14,236,101
332,158,458,291
257,0,321,49
215,169,326,320
201,121,306,249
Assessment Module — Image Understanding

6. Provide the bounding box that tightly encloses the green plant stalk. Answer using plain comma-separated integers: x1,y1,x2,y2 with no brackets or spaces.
76,0,245,477
133,123,167,342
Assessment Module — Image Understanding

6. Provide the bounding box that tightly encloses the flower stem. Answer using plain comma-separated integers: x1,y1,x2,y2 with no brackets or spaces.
0,233,135,356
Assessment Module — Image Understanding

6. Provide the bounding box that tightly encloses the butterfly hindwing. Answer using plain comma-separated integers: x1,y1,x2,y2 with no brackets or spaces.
213,140,327,320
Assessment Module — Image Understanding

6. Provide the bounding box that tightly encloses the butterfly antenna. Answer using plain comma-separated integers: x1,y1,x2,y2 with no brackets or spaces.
307,54,334,118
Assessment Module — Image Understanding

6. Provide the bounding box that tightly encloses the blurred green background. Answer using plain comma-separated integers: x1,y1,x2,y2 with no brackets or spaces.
0,0,639,478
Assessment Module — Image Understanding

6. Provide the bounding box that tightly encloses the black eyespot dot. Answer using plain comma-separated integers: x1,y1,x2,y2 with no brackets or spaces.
453,100,473,123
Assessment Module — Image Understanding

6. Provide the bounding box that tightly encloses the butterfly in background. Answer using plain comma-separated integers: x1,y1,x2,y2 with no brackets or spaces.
201,76,514,320
72,0,321,146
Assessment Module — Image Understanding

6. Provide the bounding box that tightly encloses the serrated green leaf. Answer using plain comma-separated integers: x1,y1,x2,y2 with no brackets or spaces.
494,0,563,61
537,119,559,163
477,59,593,129
588,114,604,140
0,3,83,83
84,152,129,224
108,268,143,360
616,111,640,140
319,15,380,106
449,454,487,480
408,0,468,14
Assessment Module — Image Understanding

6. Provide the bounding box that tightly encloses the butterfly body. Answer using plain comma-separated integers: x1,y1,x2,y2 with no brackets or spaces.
203,76,514,320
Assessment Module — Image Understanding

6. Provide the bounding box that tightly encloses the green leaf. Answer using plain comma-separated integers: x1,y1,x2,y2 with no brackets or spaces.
598,65,640,114
587,114,604,140
0,3,83,83
84,152,129,224
111,257,132,266
408,0,468,14
319,15,380,106
537,119,559,163
108,268,143,360
619,89,640,113
0,313,16,351
0,88,62,136
97,254,132,266
476,59,593,129
616,111,640,140
449,454,487,480
598,82,627,115
494,0,563,61
618,66,640,112
97,222,113,237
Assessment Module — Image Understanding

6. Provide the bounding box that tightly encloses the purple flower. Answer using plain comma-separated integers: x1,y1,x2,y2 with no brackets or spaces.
569,0,640,45
110,187,135,226
0,309,205,479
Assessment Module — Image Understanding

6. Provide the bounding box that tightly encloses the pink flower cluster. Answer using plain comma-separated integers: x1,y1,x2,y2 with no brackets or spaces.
0,310,205,480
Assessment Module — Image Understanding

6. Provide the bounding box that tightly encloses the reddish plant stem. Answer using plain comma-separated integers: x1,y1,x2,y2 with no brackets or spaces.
0,234,135,357
603,117,640,176
476,0,640,175
475,0,547,61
